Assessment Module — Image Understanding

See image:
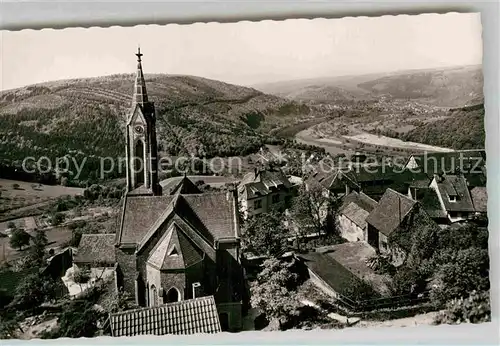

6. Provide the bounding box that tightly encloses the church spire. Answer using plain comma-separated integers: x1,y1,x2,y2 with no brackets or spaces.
133,46,149,106
125,47,162,197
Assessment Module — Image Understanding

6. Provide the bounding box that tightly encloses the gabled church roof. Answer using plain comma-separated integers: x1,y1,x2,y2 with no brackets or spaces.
117,192,239,248
147,223,204,270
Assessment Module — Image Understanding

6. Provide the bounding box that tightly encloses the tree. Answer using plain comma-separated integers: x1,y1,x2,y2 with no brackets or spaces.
250,258,302,329
289,183,340,241
9,229,31,251
27,229,48,266
43,301,105,339
9,272,58,311
241,210,289,257
430,247,490,305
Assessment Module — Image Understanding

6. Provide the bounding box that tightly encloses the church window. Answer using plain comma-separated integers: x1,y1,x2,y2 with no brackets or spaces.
134,139,145,186
150,285,158,307
254,199,262,209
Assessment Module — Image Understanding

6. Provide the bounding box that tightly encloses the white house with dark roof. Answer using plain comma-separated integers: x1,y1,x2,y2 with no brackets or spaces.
238,166,296,218
337,191,378,242
77,49,244,333
429,174,476,223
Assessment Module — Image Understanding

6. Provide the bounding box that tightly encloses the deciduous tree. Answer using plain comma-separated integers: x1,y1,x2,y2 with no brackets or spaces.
241,210,289,257
9,229,31,251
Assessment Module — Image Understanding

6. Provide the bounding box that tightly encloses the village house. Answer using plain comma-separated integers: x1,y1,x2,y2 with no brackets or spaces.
337,191,378,242
238,166,296,219
305,163,430,202
365,188,439,266
76,49,244,333
304,166,359,198
429,174,476,223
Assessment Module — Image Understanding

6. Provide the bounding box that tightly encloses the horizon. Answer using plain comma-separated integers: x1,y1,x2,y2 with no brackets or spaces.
1,13,482,91
0,62,483,94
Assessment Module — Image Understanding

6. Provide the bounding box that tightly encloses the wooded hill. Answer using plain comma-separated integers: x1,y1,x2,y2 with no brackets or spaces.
0,74,313,185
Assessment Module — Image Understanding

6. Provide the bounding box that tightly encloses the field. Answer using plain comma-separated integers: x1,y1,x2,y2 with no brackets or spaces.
0,179,84,215
0,226,73,264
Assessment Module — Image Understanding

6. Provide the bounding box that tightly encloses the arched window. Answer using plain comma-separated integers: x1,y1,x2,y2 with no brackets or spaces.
150,285,158,307
165,287,180,303
135,139,145,186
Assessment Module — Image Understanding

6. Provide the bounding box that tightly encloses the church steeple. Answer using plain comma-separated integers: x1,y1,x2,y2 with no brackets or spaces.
133,47,149,106
125,47,162,196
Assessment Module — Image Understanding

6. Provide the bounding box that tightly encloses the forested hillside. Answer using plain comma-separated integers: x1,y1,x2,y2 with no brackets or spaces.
399,104,485,150
0,74,312,185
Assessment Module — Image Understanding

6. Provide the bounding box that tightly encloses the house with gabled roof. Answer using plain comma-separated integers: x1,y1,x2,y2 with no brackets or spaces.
429,174,476,223
238,166,295,218
365,188,439,266
337,191,378,242
77,49,244,333
304,165,359,198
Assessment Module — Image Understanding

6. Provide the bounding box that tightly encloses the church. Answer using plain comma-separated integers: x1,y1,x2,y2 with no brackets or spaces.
77,49,244,332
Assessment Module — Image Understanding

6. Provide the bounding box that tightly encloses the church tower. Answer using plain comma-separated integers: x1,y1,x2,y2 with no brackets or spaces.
125,48,162,196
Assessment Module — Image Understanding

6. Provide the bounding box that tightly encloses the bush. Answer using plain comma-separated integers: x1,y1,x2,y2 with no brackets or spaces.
434,290,490,325
73,268,91,284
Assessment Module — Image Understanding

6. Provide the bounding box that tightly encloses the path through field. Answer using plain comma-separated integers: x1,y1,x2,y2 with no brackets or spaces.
355,311,441,328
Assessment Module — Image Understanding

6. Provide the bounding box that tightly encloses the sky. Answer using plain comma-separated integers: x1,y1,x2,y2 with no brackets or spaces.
0,12,483,91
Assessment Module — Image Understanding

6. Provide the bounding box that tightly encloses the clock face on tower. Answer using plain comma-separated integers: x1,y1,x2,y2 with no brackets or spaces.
134,125,145,134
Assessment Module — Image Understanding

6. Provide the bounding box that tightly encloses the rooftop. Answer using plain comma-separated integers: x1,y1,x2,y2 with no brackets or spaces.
365,188,417,236
109,296,221,337
74,234,116,265
238,167,292,199
433,174,475,212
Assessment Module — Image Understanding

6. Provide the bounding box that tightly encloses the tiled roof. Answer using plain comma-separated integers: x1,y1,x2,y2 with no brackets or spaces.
297,251,375,298
181,193,238,240
417,188,447,219
109,296,221,337
306,168,359,192
74,234,116,265
118,192,238,247
366,188,417,236
433,174,475,212
118,195,175,244
147,223,204,270
341,202,370,229
470,186,488,213
238,167,292,199
342,191,378,213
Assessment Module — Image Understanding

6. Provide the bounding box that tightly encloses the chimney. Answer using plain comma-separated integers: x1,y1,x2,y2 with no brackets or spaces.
192,282,201,299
